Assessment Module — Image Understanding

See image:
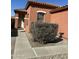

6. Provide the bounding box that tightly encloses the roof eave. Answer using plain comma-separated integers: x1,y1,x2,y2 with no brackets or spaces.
50,6,68,13
25,1,59,9
14,9,27,13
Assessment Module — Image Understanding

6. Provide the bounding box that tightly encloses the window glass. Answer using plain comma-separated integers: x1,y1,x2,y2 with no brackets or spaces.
37,12,44,22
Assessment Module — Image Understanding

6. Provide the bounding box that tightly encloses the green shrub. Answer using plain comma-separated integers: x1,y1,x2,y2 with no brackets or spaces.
31,22,58,44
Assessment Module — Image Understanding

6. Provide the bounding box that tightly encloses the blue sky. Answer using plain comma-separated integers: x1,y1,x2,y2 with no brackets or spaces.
11,0,68,16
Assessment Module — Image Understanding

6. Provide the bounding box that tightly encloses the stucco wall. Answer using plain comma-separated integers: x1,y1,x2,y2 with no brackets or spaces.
50,10,68,39
26,6,52,32
26,6,68,39
25,6,32,32
30,6,51,22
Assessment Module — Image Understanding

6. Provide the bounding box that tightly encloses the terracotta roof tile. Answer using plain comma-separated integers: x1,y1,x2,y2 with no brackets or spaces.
25,1,59,9
50,5,68,13
14,9,27,13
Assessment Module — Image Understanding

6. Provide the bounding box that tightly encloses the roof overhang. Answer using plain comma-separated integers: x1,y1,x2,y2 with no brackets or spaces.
14,9,27,14
25,1,59,9
50,5,68,13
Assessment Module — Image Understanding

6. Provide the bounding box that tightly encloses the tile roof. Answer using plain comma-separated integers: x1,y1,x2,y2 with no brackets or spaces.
14,1,67,14
14,1,59,13
25,1,59,9
14,9,27,13
50,5,68,13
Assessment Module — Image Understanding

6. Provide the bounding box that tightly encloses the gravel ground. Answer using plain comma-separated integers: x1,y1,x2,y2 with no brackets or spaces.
26,33,68,47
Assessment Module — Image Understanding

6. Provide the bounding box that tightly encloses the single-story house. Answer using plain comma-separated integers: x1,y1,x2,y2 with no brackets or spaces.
12,1,68,39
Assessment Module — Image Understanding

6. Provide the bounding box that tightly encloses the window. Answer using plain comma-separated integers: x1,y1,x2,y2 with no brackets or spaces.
37,12,44,22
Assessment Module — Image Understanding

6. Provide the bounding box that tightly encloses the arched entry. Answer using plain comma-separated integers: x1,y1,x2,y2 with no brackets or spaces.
18,15,25,29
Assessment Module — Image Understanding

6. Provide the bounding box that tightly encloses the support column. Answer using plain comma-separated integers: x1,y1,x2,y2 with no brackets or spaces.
24,14,27,32
15,13,19,29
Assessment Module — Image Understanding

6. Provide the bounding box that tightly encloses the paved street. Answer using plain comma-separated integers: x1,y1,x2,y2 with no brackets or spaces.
12,30,68,59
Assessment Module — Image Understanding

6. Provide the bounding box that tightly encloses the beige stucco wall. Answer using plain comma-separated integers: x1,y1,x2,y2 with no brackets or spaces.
50,10,68,39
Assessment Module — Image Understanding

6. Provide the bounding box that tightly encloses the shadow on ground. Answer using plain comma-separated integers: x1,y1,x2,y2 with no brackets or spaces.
46,38,63,43
26,33,67,47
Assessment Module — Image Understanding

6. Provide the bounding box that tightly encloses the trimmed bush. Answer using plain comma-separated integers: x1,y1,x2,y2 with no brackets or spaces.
31,22,58,44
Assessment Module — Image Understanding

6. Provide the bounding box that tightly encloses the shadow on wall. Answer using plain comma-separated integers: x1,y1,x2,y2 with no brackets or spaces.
11,29,18,37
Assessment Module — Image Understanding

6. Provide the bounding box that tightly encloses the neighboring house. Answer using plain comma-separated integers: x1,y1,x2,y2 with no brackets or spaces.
12,1,68,39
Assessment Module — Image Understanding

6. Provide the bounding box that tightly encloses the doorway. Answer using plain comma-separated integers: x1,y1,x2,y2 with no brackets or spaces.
19,15,25,29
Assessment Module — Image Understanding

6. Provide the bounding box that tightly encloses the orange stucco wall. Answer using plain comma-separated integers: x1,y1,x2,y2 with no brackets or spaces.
50,10,68,39
25,6,68,39
30,6,51,22
26,6,52,32
25,6,32,32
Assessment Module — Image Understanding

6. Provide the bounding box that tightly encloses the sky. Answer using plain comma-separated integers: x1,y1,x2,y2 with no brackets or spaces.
11,0,68,16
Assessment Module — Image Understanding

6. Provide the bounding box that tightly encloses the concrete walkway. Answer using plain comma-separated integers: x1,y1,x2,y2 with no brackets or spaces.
13,30,68,59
